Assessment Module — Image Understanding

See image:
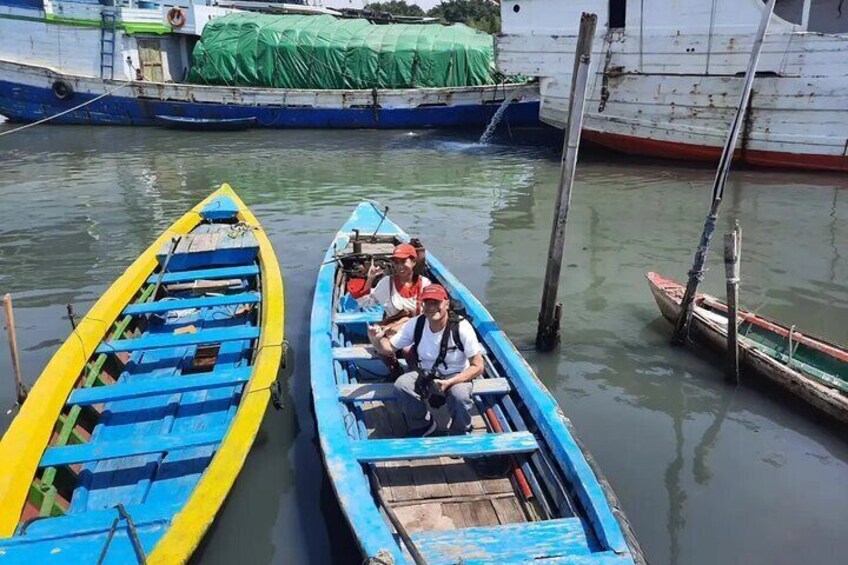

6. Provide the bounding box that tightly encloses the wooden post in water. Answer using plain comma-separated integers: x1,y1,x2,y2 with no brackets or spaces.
724,224,741,384
536,12,597,351
2,293,28,405
671,0,776,344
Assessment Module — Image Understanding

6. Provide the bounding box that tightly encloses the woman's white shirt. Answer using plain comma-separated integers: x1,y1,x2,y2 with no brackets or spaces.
357,276,431,317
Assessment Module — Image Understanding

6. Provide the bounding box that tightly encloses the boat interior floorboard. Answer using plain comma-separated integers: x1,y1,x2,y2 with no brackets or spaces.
359,398,530,534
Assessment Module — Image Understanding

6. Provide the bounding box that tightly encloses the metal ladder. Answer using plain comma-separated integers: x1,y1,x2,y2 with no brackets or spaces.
99,7,117,80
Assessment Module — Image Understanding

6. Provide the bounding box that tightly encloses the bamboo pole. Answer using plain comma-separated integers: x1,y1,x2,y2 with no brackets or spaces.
671,0,776,344
2,293,28,405
724,224,741,384
536,12,596,352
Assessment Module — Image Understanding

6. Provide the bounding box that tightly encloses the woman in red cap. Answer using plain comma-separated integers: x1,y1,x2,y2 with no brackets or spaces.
351,242,431,335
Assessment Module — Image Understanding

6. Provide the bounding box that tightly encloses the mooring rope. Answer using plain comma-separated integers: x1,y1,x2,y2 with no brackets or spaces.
0,80,132,138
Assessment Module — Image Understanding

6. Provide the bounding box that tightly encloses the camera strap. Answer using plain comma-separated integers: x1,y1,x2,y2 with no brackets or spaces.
412,315,464,372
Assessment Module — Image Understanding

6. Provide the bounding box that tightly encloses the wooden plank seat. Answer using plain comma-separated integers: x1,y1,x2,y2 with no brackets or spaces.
349,431,538,462
121,292,260,316
334,311,384,325
95,326,259,354
145,264,259,285
332,345,380,361
2,503,179,544
39,428,227,468
410,517,599,564
66,366,253,406
339,378,511,402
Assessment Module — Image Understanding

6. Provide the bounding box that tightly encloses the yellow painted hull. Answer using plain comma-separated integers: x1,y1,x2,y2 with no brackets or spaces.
0,184,284,563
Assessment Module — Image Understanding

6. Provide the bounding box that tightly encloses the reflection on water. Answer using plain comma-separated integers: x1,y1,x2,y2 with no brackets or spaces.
1,124,847,564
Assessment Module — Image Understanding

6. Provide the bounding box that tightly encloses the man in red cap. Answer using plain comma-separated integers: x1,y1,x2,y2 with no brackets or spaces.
368,284,484,437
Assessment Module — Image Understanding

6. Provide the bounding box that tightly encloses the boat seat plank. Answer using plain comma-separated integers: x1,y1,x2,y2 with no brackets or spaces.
66,366,253,406
122,292,260,316
95,326,259,354
39,428,227,468
339,378,510,402
145,265,259,284
410,517,596,564
333,345,379,361
334,311,384,325
5,503,178,543
349,431,538,462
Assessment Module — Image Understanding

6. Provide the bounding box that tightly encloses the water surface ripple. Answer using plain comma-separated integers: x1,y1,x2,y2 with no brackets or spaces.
1,125,846,565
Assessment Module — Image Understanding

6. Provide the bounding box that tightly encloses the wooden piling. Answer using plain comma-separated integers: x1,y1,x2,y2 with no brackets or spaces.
2,293,28,405
536,12,597,352
724,224,741,384
671,0,776,344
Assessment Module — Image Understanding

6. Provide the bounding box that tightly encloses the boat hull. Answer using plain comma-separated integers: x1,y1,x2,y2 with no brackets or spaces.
312,204,643,564
646,272,848,424
496,0,848,172
0,185,285,564
0,59,541,129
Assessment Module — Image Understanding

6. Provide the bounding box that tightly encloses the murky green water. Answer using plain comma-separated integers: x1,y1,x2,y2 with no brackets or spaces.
1,123,846,565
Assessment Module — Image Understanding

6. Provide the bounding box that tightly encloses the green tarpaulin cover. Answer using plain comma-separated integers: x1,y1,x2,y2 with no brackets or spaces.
187,13,500,89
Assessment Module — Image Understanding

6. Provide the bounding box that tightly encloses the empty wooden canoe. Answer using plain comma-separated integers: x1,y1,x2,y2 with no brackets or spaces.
311,202,644,564
647,271,848,424
0,184,284,563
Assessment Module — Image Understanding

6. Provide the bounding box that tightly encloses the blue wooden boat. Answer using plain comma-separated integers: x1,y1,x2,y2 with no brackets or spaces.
154,115,257,131
0,185,284,563
310,203,644,564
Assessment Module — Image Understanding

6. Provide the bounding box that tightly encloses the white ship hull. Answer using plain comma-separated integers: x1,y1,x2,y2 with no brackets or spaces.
496,0,848,171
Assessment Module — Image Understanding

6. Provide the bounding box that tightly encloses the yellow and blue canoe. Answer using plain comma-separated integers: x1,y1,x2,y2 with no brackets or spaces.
0,185,284,563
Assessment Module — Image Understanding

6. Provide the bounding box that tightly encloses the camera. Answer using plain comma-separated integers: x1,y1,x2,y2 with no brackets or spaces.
413,368,447,409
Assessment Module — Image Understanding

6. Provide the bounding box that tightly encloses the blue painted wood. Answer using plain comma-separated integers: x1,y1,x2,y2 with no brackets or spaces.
95,326,259,354
145,265,259,284
121,292,260,315
40,428,226,467
310,202,638,565
6,503,178,542
66,367,253,406
200,195,241,219
334,311,384,325
338,378,511,401
310,224,407,564
349,432,537,462
411,518,595,563
0,79,542,129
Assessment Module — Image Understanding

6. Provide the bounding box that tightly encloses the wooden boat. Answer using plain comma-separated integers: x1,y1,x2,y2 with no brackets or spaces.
154,115,258,131
647,272,848,424
311,202,644,564
0,185,284,563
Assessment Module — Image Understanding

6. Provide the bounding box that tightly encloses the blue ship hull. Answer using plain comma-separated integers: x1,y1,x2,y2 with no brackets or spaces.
0,78,541,129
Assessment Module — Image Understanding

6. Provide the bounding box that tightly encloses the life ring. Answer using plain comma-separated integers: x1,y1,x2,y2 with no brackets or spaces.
167,7,186,29
51,80,73,101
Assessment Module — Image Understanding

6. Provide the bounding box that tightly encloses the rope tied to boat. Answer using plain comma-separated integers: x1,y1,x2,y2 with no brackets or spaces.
0,80,132,138
227,221,259,239
96,503,147,564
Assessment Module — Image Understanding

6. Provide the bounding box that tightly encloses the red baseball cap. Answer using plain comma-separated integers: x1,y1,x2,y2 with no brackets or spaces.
392,243,417,260
420,284,448,302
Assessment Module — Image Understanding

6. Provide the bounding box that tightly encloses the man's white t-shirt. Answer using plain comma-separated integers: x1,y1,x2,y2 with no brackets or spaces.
390,315,484,375
356,276,431,317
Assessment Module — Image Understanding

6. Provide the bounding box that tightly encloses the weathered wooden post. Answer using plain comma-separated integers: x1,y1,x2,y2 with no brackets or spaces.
671,0,776,344
536,12,597,351
724,223,741,384
2,293,28,405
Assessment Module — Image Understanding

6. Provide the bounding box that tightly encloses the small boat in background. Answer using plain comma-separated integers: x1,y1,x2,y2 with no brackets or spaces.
647,272,848,424
311,203,644,564
154,115,257,131
0,185,284,563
